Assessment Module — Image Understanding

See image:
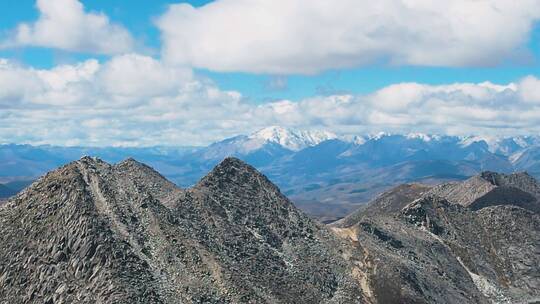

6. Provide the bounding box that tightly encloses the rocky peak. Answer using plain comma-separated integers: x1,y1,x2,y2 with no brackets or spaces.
196,157,280,194
478,170,535,187
192,157,298,236
203,156,254,175
114,157,163,179
116,157,142,167
479,171,503,185
400,195,455,235
76,155,110,171
5,156,105,206
114,157,163,177
79,155,104,163
428,170,540,213
114,158,183,207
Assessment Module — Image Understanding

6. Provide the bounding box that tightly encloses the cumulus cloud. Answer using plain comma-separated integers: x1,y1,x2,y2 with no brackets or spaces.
283,82,528,136
518,76,540,103
156,0,540,74
1,0,134,54
2,55,540,146
0,55,249,146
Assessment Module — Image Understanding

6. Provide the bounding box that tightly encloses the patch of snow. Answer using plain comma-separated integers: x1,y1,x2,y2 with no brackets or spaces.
459,135,503,153
341,135,366,145
426,228,511,304
509,150,525,164
455,257,511,304
459,135,534,155
406,133,441,142
368,132,391,140
513,136,530,148
247,126,337,151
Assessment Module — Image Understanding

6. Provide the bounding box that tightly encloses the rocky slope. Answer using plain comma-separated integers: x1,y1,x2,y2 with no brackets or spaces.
0,157,363,303
333,183,432,228
428,171,540,213
347,170,540,219
0,157,538,303
333,173,540,303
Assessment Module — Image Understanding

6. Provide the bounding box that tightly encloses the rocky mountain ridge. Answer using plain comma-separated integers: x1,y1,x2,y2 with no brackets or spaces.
428,171,540,213
0,157,538,303
0,157,363,303
332,170,540,303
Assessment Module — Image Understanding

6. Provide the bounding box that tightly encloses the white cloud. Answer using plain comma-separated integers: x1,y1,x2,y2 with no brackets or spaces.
2,0,134,54
96,54,193,106
0,59,43,104
156,0,540,74
0,55,250,146
2,55,540,146
242,79,540,138
518,76,540,103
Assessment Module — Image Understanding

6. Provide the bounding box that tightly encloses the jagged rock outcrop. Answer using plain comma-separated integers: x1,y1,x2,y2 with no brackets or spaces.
334,193,540,303
0,157,363,303
334,196,489,304
399,197,540,303
429,171,540,213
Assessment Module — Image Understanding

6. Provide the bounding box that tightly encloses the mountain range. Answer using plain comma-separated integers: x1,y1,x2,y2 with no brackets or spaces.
3,126,540,221
0,157,538,303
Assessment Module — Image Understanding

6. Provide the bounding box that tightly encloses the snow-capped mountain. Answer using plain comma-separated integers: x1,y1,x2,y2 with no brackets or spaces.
406,133,441,142
341,135,366,145
197,126,337,163
458,135,537,156
247,126,337,151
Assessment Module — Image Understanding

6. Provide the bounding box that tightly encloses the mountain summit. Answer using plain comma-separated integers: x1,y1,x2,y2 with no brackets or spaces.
0,157,362,303
248,126,337,151
428,171,540,213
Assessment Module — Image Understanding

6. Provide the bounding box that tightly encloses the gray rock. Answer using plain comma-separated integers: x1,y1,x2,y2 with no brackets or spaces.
0,157,363,303
1,157,538,303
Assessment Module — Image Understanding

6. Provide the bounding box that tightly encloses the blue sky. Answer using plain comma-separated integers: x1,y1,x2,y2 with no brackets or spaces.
2,0,539,101
1,0,540,146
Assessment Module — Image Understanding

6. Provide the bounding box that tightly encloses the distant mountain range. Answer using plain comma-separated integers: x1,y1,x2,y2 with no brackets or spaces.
3,126,540,220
